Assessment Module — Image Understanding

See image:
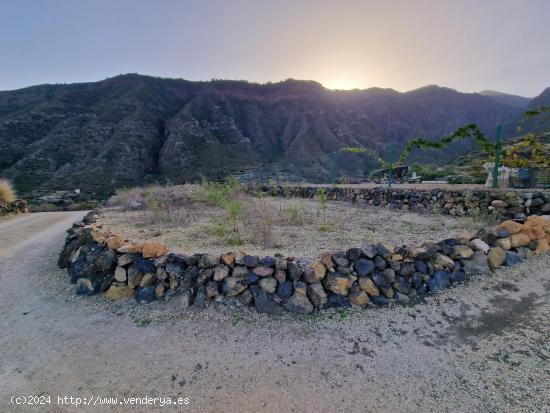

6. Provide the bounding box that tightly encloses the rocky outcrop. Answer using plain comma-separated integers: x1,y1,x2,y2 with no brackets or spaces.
259,185,550,219
58,209,550,314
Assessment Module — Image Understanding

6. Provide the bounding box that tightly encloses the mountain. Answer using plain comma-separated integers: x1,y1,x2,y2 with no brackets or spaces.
528,87,550,108
478,90,530,108
0,74,542,200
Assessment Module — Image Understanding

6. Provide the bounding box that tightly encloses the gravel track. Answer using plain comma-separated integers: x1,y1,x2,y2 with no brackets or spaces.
0,212,548,412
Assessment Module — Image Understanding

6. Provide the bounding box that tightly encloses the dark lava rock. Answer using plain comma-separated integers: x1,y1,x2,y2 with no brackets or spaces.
505,251,522,266
260,256,277,267
243,255,260,268
325,294,351,309
237,289,253,306
394,276,411,294
428,271,450,293
412,272,423,289
250,285,284,315
245,273,260,285
374,255,387,270
180,266,200,290
394,292,409,304
346,247,363,261
307,282,327,309
371,271,390,290
331,253,349,268
199,253,220,268
75,277,100,295
134,286,156,303
283,293,314,314
355,258,375,277
414,260,428,274
376,243,391,258
361,244,377,259
287,261,303,280
370,295,391,306
383,268,396,283
276,281,294,300
133,257,156,274
166,263,185,277
449,270,466,283
398,263,415,277
463,251,490,275
193,286,208,308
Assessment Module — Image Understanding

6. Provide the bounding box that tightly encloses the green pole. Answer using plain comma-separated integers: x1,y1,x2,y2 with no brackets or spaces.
296,160,301,183
492,125,502,189
388,148,393,189
331,153,337,185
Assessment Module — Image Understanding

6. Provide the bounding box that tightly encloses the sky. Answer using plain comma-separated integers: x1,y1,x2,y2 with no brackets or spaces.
0,0,549,96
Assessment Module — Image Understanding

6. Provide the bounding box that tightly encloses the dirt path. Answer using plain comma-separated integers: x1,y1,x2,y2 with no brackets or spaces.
0,212,548,412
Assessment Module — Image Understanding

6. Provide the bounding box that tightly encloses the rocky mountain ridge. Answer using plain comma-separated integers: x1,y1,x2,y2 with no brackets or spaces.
0,74,546,200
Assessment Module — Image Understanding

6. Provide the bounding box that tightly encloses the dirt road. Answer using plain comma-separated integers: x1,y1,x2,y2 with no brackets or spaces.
0,212,548,412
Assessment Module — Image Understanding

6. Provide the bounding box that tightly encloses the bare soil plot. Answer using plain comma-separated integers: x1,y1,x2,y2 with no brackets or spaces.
98,184,487,258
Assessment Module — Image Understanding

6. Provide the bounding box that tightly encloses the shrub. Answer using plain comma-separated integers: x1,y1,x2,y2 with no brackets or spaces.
0,179,16,203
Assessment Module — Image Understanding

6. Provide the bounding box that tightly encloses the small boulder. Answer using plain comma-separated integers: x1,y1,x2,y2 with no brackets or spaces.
505,251,522,266
142,243,168,259
259,277,277,294
323,272,354,295
104,284,133,300
283,293,314,314
252,265,274,277
497,220,523,235
469,239,489,254
450,245,473,259
510,233,531,248
349,291,369,306
359,277,379,296
114,266,127,282
496,238,512,250
487,247,506,269
220,252,235,266
134,286,156,304
213,264,230,281
432,253,454,269
307,282,327,309
354,258,375,277
276,281,294,299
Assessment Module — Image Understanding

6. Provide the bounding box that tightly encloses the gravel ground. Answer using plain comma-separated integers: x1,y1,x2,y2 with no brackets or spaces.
98,196,486,258
1,212,548,412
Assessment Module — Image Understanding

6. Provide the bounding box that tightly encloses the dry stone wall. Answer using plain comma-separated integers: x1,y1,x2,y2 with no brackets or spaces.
58,209,550,314
257,186,550,220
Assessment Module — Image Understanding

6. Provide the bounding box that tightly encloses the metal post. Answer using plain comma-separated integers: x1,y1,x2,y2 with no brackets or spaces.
492,125,502,189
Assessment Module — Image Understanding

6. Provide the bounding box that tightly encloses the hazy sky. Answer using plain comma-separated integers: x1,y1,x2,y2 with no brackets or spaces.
1,0,549,96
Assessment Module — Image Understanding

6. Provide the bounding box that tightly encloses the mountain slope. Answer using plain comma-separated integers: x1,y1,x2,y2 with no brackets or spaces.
478,90,530,108
0,74,538,199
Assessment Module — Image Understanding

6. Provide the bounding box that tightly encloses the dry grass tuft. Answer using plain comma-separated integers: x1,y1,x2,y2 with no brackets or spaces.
0,179,16,203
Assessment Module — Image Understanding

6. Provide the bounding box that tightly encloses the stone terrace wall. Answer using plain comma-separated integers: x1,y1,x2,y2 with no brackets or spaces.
257,186,550,220
58,211,550,314
0,199,28,216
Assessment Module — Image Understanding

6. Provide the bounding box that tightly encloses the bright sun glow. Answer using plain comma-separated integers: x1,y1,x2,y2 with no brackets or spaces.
322,79,362,90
